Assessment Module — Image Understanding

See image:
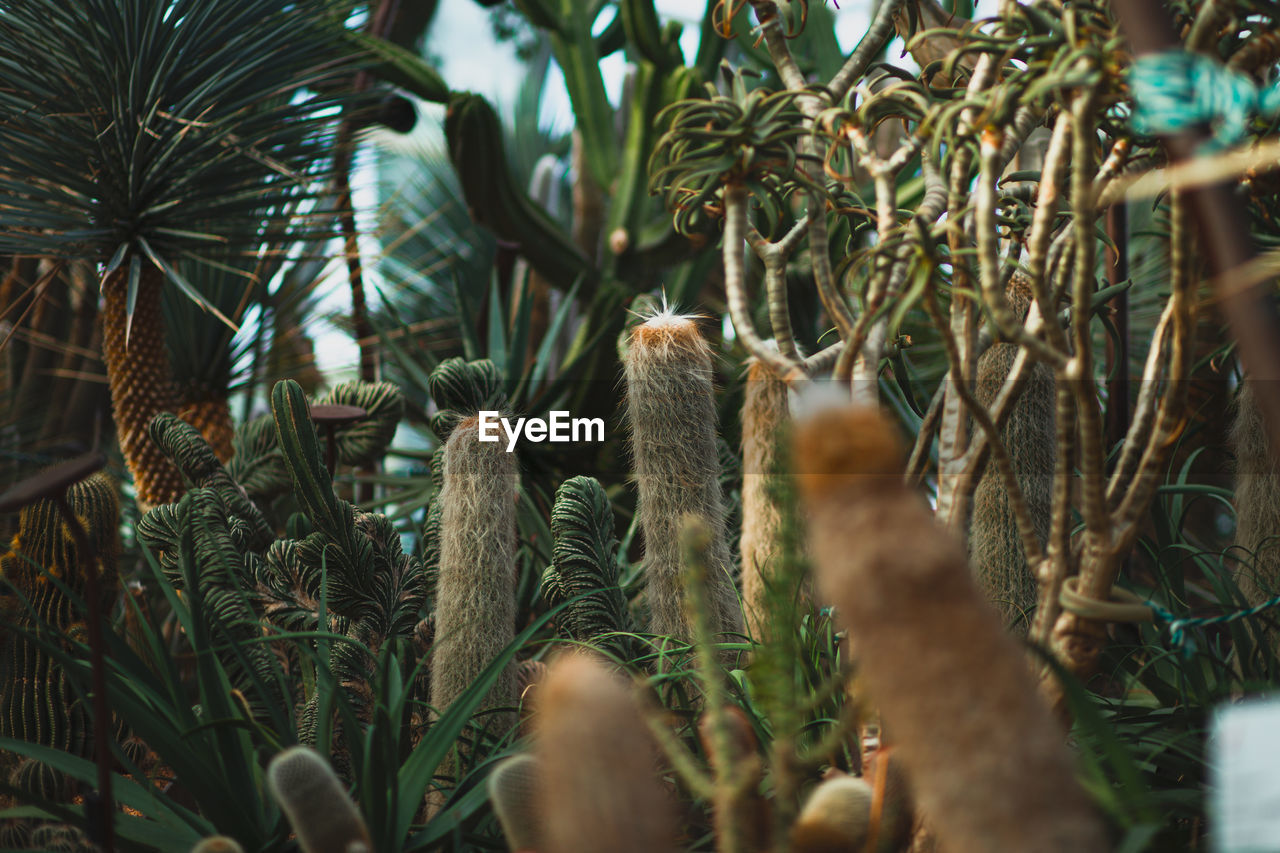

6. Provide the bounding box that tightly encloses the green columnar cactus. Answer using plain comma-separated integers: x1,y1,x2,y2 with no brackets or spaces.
0,471,119,801
541,475,633,657
624,309,743,641
970,278,1054,634
429,416,518,731
267,746,372,853
739,357,792,639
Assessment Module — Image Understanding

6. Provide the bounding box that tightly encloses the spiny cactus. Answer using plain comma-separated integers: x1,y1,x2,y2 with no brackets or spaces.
430,416,518,731
267,746,372,853
0,471,119,801
1231,381,1280,610
487,753,543,853
970,277,1054,634
541,475,633,658
739,357,792,639
794,405,1105,853
426,357,509,442
534,653,678,853
624,308,743,641
311,380,405,468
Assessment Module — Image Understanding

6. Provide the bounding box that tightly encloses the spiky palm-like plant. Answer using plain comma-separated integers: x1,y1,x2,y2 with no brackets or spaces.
0,0,359,507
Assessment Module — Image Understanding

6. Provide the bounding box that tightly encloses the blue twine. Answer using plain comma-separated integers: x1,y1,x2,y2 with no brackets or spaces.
1128,51,1280,151
1148,592,1280,658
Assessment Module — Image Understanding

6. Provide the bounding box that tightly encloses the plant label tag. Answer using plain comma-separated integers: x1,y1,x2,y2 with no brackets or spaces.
1212,696,1280,852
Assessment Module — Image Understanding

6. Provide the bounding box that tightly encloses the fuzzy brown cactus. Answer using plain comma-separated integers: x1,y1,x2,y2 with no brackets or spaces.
971,276,1054,633
624,308,743,642
533,653,678,853
794,404,1106,853
740,357,793,639
1231,380,1280,610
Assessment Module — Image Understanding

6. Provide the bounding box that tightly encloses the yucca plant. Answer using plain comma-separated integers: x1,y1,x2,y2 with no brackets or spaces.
0,0,362,507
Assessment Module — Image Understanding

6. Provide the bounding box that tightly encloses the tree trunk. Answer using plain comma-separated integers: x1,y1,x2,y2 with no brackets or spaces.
100,263,184,509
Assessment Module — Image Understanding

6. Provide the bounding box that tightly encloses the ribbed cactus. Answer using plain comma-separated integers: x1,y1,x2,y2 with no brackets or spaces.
533,653,678,853
739,357,792,639
0,471,119,801
541,475,633,657
430,416,518,731
970,276,1054,633
794,405,1106,853
624,308,743,641
267,746,372,853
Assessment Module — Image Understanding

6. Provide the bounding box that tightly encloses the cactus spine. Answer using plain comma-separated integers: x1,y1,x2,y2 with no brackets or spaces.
266,746,372,853
794,405,1105,853
430,416,518,729
534,654,678,853
624,309,743,641
739,357,791,638
971,276,1054,633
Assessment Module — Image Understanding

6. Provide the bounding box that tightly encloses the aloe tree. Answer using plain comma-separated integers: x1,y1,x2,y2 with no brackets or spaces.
0,0,360,507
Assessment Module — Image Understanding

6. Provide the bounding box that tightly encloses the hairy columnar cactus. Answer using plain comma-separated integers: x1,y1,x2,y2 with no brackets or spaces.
0,471,120,800
487,753,543,852
267,746,372,853
624,309,743,641
794,405,1105,853
739,356,792,639
971,276,1054,633
430,416,518,729
1231,381,1280,611
534,654,678,853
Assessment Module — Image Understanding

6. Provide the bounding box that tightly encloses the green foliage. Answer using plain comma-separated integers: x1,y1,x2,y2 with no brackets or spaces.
0,0,361,310
542,476,634,657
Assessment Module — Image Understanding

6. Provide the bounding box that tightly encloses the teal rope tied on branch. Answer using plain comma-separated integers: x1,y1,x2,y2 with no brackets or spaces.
1129,51,1280,150
1058,577,1280,658
1149,593,1280,658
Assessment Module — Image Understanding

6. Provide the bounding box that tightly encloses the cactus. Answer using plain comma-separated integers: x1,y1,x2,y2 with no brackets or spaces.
541,475,633,657
794,405,1106,853
739,357,792,639
534,653,678,853
791,759,914,853
0,471,119,801
430,416,518,731
487,753,544,852
1231,381,1280,610
970,276,1054,634
624,308,743,641
267,746,372,853
425,357,509,442
311,380,405,468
